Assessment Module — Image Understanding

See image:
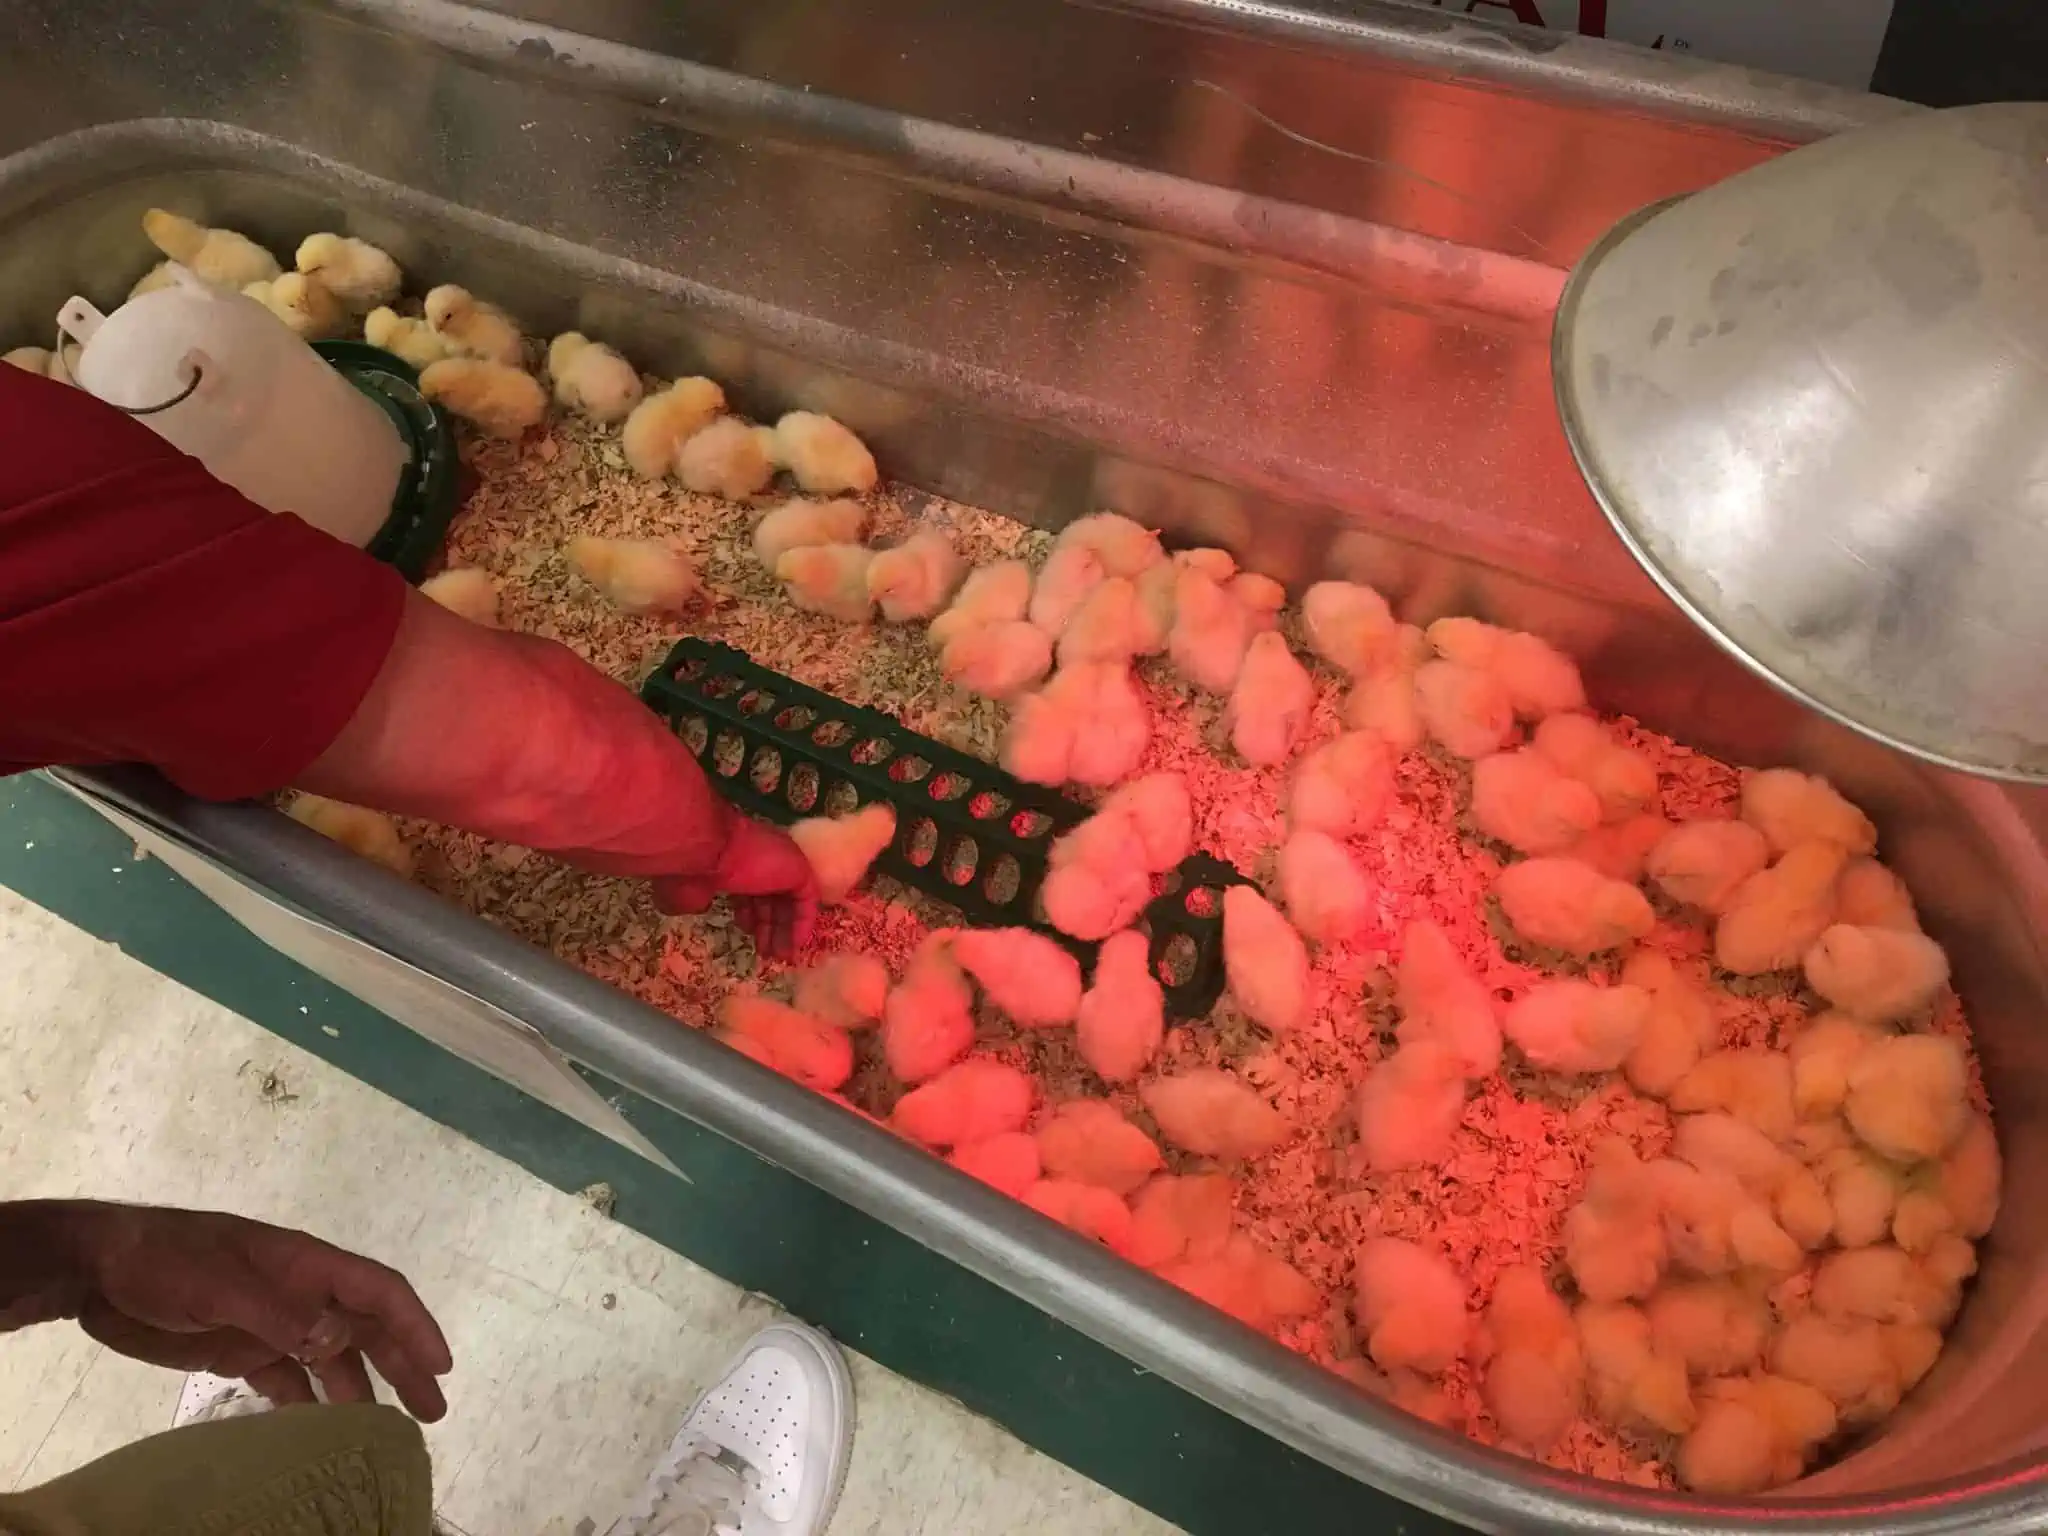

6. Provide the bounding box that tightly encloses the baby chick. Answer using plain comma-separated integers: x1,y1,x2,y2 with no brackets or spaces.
1504,979,1650,1074
1678,1374,1836,1494
1742,767,1878,856
1563,812,1671,884
1159,1237,1319,1334
1222,884,1310,1033
776,544,875,622
128,260,180,300
868,530,964,623
1354,1238,1469,1375
890,1055,1035,1147
1355,1040,1466,1173
1531,714,1657,822
418,358,546,439
1168,568,1254,693
1228,631,1315,767
927,560,1032,649
1647,1279,1771,1380
1053,511,1163,579
1000,690,1078,789
1230,572,1285,628
1125,1174,1235,1269
1099,772,1194,873
772,410,878,495
1035,1099,1164,1194
752,498,866,570
1278,829,1372,947
790,802,896,904
1028,542,1106,640
1669,1049,1797,1144
622,378,726,480
792,953,890,1030
1302,580,1396,676
419,567,500,627
1481,1267,1585,1453
1060,663,1150,788
1394,920,1501,1079
1803,924,1950,1022
1057,577,1150,667
1139,1070,1291,1159
1288,732,1394,841
948,1133,1042,1198
1074,930,1165,1083
3,346,51,375
1414,660,1513,759
941,619,1053,699
1563,1140,1668,1303
1495,857,1654,955
1344,653,1427,753
1619,950,1716,1099
1834,856,1921,932
1577,1301,1695,1436
677,416,776,499
1646,818,1771,913
1813,1240,1973,1330
243,272,346,340
715,995,852,1092
1039,816,1150,940
952,927,1083,1027
286,794,413,877
1714,841,1849,974
423,284,524,366
142,208,280,289
546,332,644,424
1843,1033,1969,1164
364,307,458,370
881,937,976,1083
1789,1012,1883,1120
1470,748,1602,855
1769,1314,1916,1428
294,232,402,310
564,535,699,615
1022,1180,1134,1253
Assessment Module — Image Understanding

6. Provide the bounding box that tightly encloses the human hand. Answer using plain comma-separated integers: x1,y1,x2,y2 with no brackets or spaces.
49,1203,452,1420
652,816,820,960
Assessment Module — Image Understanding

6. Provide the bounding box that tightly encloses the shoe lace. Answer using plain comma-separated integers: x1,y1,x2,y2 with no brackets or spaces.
605,1438,757,1536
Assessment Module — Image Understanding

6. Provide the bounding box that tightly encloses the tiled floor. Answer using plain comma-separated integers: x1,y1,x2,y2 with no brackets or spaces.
0,887,1176,1535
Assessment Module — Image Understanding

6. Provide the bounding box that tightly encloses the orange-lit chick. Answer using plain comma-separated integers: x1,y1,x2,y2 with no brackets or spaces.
1481,1267,1585,1453
1470,748,1602,855
1057,576,1151,667
1354,1238,1469,1376
287,794,413,877
1343,624,1430,752
753,497,867,570
1230,572,1286,631
1741,767,1878,857
1790,1012,1884,1120
1619,950,1716,1099
1278,829,1372,947
1302,579,1396,676
1139,1070,1291,1160
1355,1040,1466,1174
1159,1236,1319,1333
1222,883,1310,1032
1577,1301,1695,1435
1504,979,1650,1075
1564,812,1672,884
1844,1034,1970,1164
1228,631,1315,767
1393,920,1501,1079
1563,1138,1668,1303
564,535,699,615
678,416,776,498
927,560,1032,649
143,208,279,288
1168,568,1254,692
948,1132,1041,1198
867,530,964,623
792,953,891,1030
1035,1099,1164,1194
1803,924,1950,1022
881,936,976,1083
776,543,875,622
1100,772,1193,873
1648,1279,1771,1380
1531,713,1658,822
1414,660,1513,759
772,410,878,495
890,1055,1035,1146
1715,841,1849,975
1289,731,1395,840
622,378,726,479
1022,1180,1133,1253
1834,856,1921,932
1678,1374,1836,1495
1646,818,1772,914
294,232,401,310
1125,1173,1234,1269
1670,1049,1797,1145
364,306,457,370
423,283,524,366
1053,511,1163,579
418,358,546,439
1131,560,1177,656
1060,663,1150,788
716,995,852,1092
941,619,1052,699
1040,816,1150,940
1075,930,1165,1083
790,802,896,904
1769,1313,1921,1428
952,927,1084,1027
419,567,499,627
1496,857,1654,955
1028,541,1106,639
546,331,643,424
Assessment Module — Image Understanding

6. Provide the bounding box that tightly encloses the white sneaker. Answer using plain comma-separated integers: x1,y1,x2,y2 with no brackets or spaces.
173,1371,272,1427
603,1320,853,1536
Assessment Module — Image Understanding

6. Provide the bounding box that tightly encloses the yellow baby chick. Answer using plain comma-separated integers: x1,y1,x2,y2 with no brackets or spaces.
882,937,976,1083
940,619,1052,700
715,995,852,1092
1647,1279,1770,1379
1618,950,1716,1099
792,953,891,1030
867,530,964,623
1714,840,1849,974
1415,659,1513,759
1228,631,1315,767
1035,1099,1164,1194
1531,713,1658,822
1936,1111,2001,1241
1504,979,1650,1075
776,543,875,622
1481,1267,1585,1453
998,688,1077,788
952,927,1083,1028
1028,541,1106,639
1289,731,1395,841
1834,856,1921,931
1167,567,1253,693
1646,817,1771,913
1057,576,1151,667
564,536,700,615
1040,815,1151,940
1679,1375,1836,1494
1221,883,1310,1033
1789,1012,1883,1121
1669,1112,1795,1203
1769,1314,1917,1428
1230,572,1285,629
1803,923,1950,1022
1741,766,1878,857
142,208,280,289
621,378,726,480
418,358,546,439
1353,1237,1469,1376
1814,1240,1974,1330
1470,747,1603,855
1393,920,1501,1078
1139,1070,1291,1159
1344,656,1427,753
772,410,877,495
546,332,643,424
1562,1139,1668,1302
948,1133,1042,1198
243,272,346,340
1278,829,1372,947
678,416,777,499
752,498,866,571
286,794,413,877
1099,772,1194,873
1577,1301,1695,1435
294,233,402,310
364,307,458,370
419,567,500,627
1495,856,1654,955
1669,1048,1797,1144
1843,1033,1969,1164
1052,511,1162,579
1074,930,1165,1084
1058,663,1150,788
790,802,896,904
927,560,1032,649
423,284,523,366
129,260,180,300
890,1055,1035,1147
1302,579,1396,676
1354,1039,1467,1174
1132,561,1178,655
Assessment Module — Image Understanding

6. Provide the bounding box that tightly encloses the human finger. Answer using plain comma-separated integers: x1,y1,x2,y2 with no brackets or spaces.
312,1255,453,1381
311,1346,378,1406
345,1315,450,1421
245,1357,318,1408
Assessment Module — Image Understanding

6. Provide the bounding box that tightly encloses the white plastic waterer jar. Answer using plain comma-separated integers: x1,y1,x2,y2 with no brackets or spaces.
58,266,407,548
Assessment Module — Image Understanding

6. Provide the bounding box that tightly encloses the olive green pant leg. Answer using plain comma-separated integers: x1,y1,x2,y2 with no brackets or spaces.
0,1402,433,1536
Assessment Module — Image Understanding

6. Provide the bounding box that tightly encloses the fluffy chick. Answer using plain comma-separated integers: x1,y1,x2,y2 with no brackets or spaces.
621,378,726,480
1670,1049,1797,1145
546,332,643,424
1843,1033,1969,1163
941,620,1052,699
1414,660,1513,759
1354,1238,1469,1375
1099,773,1194,873
1028,542,1106,640
1022,1180,1133,1253
1650,1158,1804,1279
677,416,776,498
1769,1314,1920,1428
1168,568,1254,692
286,794,413,877
1619,951,1716,1099
1646,818,1771,914
881,938,976,1083
792,953,890,1030
1563,1138,1668,1302
422,284,523,366
1139,1070,1291,1160
1819,1146,1904,1250
1228,631,1316,767
1481,1267,1584,1452
1470,748,1603,855
790,803,896,904
1053,511,1162,579
1278,829,1372,948
1393,920,1502,1079
753,498,866,571
1289,732,1395,840
243,272,346,339
1577,1301,1695,1435
1834,856,1921,932
1742,767,1878,856
867,531,964,623
952,927,1083,1027
1678,1375,1836,1494
1813,1240,1974,1330
1493,631,1588,720
1715,841,1849,975
1125,1174,1235,1269
1160,1236,1319,1334
1038,816,1149,939
419,567,500,627
1343,625,1430,752
776,544,875,622
1647,1279,1770,1379
1789,1012,1883,1120
1670,1113,1795,1201
1060,663,1150,788
564,536,699,615
1057,577,1150,667
1355,1040,1467,1174
1075,930,1165,1084
1803,924,1950,1022
927,560,1032,648
1936,1111,2002,1241
1222,883,1311,1033
1495,857,1654,955
1302,580,1397,676
773,410,878,495
1036,1099,1164,1194
1563,813,1671,884
715,996,852,1092
1504,980,1650,1075
364,307,457,370
890,1056,1035,1147
948,1133,1041,1198
142,208,279,288
418,358,546,439
294,232,401,310
1531,714,1658,822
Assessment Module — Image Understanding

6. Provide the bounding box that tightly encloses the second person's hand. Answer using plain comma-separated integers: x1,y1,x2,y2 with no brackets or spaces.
654,816,820,960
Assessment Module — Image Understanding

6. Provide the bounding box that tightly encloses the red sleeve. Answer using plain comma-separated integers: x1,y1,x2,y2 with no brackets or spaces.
0,365,409,800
